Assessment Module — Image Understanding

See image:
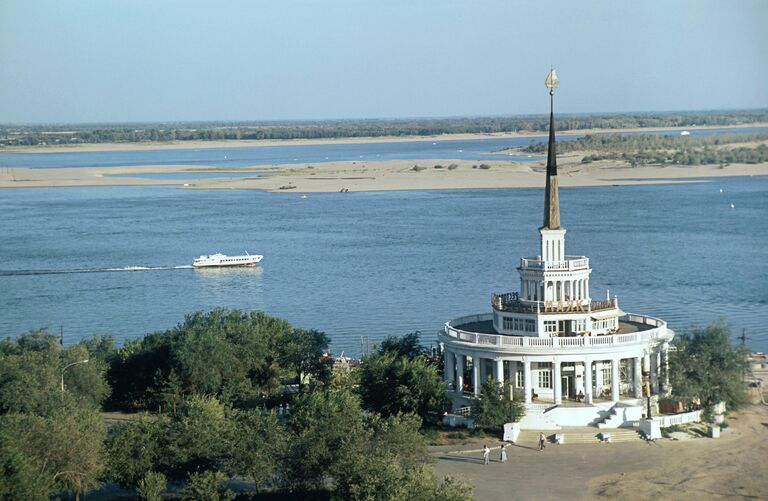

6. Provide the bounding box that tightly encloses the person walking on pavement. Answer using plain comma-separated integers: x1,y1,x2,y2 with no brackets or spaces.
483,444,490,464
539,432,546,451
500,444,507,463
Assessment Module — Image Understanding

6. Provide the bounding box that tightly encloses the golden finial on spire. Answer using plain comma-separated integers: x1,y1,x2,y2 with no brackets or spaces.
545,66,559,96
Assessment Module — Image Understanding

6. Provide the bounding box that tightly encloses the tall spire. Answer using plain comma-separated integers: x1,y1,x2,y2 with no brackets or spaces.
542,67,561,230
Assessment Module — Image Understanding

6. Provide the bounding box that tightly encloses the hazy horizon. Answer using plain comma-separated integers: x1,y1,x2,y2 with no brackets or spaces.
1,0,766,123
3,106,768,128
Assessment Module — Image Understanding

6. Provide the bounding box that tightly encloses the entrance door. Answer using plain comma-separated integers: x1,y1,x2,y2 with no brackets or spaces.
561,376,570,399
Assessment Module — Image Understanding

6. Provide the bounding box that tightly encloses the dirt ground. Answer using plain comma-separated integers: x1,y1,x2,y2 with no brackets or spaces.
588,405,768,500
431,404,768,501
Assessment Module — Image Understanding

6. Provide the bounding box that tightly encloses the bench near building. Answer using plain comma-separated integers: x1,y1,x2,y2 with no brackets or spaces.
438,70,673,430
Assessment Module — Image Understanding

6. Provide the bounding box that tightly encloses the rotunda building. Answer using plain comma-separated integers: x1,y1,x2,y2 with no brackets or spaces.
438,72,674,429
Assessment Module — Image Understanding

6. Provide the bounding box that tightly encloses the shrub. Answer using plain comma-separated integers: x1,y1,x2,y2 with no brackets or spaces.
447,163,459,170
137,471,166,501
412,165,426,172
184,470,234,501
479,164,491,170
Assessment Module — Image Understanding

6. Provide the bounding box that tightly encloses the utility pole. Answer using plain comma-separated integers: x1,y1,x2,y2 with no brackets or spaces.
60,325,64,346
739,328,750,382
738,328,749,347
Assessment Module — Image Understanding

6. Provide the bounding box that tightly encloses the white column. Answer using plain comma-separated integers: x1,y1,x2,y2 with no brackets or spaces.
456,354,464,394
584,359,593,403
495,359,504,386
553,359,562,405
661,343,670,394
473,356,481,396
444,349,455,389
611,358,620,402
633,356,643,398
650,351,659,395
523,359,532,404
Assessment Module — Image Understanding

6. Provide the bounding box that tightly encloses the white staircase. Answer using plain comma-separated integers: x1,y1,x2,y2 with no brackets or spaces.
596,403,644,429
516,427,644,446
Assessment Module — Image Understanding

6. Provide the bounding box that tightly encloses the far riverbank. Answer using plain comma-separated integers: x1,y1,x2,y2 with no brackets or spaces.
4,122,768,154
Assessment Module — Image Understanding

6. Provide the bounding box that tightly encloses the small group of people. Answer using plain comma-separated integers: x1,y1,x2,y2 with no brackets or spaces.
482,444,507,464
481,433,547,464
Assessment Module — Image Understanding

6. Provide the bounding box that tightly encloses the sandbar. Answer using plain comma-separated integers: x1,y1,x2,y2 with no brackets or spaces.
1,155,766,193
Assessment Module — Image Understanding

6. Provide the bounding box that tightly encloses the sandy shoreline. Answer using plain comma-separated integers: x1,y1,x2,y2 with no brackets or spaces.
1,155,767,193
3,122,767,154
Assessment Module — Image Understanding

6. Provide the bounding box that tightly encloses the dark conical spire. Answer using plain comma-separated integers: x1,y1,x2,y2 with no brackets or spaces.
542,86,561,230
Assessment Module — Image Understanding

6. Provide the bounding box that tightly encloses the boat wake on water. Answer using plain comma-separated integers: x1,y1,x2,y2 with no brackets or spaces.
0,265,194,277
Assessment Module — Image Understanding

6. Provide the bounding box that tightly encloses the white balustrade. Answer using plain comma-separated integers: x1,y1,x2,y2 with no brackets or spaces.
441,313,670,352
519,255,589,271
654,410,702,427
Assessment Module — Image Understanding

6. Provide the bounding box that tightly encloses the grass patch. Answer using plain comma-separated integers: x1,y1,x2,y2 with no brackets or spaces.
421,425,497,445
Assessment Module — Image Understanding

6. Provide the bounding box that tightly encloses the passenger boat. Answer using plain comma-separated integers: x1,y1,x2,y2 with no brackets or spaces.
192,252,263,268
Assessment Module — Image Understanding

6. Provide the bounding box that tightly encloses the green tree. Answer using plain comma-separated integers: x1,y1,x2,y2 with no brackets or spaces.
136,471,166,501
104,418,166,488
277,328,331,392
470,379,525,431
228,408,286,490
167,395,234,476
107,309,292,411
183,470,234,501
0,329,110,415
359,337,448,423
334,412,472,501
1,403,106,501
670,322,748,414
283,387,367,491
0,438,53,501
378,332,426,359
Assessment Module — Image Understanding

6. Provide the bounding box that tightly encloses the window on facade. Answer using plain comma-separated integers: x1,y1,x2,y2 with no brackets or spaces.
538,369,552,388
601,367,612,386
515,369,523,388
526,319,535,332
544,321,558,333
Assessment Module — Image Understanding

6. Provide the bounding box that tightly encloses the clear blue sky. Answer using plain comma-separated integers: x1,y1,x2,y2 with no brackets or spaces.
1,0,766,123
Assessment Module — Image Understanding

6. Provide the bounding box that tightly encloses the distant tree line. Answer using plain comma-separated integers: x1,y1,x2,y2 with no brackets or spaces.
523,131,768,166
0,309,468,501
1,109,767,147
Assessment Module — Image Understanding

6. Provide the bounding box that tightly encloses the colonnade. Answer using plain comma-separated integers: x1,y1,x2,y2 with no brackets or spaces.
522,279,589,302
442,346,669,405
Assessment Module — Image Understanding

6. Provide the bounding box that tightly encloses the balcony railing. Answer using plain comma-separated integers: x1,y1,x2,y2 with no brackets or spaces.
440,312,672,352
519,255,589,271
492,293,617,314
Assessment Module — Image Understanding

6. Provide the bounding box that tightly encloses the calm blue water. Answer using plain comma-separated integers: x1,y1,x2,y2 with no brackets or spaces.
2,126,766,170
1,176,766,355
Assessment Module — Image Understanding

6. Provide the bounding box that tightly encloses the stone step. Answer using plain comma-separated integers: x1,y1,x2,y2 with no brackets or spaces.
515,428,644,445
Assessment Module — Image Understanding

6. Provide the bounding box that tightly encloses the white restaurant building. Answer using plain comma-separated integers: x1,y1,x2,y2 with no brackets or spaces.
438,74,674,429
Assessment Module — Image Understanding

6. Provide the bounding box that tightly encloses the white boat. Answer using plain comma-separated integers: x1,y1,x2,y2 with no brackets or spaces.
192,252,263,268
680,130,691,136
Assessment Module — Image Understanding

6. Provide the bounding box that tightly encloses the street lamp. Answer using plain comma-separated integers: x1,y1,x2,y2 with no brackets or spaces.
61,359,89,393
